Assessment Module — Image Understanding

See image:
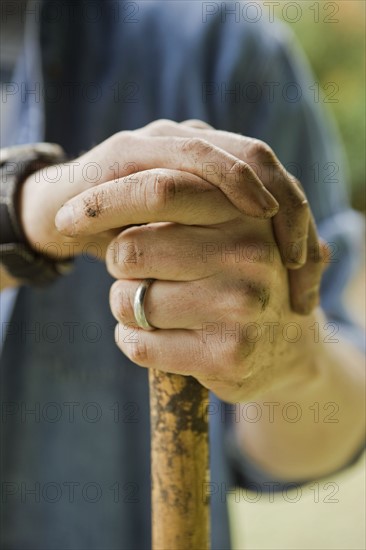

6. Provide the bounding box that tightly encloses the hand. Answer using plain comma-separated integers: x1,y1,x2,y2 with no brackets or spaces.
139,120,327,314
53,119,326,314
20,125,277,262
49,119,327,402
107,201,323,403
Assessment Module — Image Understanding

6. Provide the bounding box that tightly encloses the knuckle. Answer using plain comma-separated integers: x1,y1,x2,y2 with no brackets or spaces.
142,119,177,136
180,137,214,158
233,160,257,183
247,139,276,164
129,339,149,366
113,236,144,277
148,171,177,211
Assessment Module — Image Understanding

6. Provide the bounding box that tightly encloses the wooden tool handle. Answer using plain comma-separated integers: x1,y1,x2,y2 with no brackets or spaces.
149,369,210,550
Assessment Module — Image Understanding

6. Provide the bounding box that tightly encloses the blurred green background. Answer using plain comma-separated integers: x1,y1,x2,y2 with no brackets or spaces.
275,0,365,211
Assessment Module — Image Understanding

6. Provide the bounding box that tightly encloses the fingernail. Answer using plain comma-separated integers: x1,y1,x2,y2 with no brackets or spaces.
257,188,279,216
55,205,74,235
238,169,278,217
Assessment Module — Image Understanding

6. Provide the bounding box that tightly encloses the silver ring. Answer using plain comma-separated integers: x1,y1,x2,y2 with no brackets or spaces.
133,279,156,330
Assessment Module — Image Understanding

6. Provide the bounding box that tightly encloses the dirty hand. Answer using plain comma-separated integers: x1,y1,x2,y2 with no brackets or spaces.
51,119,327,401
52,119,325,314
106,183,325,403
21,120,277,263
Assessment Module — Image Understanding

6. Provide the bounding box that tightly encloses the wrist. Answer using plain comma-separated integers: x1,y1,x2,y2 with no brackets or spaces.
20,166,83,261
1,143,75,285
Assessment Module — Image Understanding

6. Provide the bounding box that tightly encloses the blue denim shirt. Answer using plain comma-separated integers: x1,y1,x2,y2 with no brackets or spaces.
1,2,364,549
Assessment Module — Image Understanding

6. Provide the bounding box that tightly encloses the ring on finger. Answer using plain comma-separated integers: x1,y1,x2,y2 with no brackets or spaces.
133,278,156,331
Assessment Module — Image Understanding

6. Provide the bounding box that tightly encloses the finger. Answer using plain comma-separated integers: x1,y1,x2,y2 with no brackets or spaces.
55,170,240,237
140,121,321,316
268,171,310,269
106,219,275,280
288,219,327,315
142,121,311,269
106,222,227,280
76,132,279,218
115,322,254,390
141,119,258,157
115,323,220,379
110,278,221,330
110,276,270,331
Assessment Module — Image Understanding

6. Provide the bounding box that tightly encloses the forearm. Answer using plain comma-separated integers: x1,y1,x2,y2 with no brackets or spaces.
234,310,365,482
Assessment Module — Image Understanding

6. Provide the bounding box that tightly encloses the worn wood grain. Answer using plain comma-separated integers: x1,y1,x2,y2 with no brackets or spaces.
149,369,210,550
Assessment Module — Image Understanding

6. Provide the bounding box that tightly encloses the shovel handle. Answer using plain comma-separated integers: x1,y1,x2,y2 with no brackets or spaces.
149,369,210,550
